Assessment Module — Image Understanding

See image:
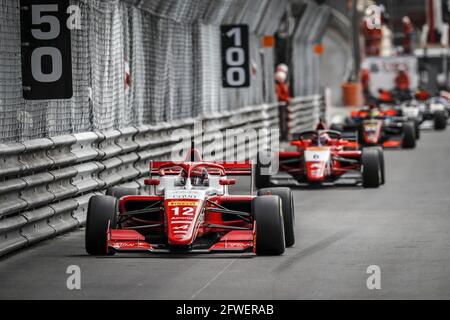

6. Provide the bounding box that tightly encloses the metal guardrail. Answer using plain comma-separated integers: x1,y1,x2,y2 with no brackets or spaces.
0,96,323,257
287,94,325,138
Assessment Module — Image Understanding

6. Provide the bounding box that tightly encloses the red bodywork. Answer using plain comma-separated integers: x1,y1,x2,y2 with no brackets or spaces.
278,131,362,184
107,158,257,254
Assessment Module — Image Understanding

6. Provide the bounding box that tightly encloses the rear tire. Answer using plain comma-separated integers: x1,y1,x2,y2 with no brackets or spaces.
330,123,344,132
258,187,295,247
253,195,285,255
106,187,139,198
402,121,416,149
255,153,272,189
362,147,381,188
434,111,447,130
85,195,117,256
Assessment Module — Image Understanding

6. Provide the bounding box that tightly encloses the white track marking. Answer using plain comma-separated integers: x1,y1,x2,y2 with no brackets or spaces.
190,257,241,299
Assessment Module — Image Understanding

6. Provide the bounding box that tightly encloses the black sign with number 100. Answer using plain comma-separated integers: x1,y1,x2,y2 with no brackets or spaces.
20,0,73,100
221,24,250,88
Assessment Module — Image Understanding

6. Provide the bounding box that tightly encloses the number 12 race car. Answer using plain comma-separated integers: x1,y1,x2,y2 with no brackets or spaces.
85,150,295,256
256,130,385,188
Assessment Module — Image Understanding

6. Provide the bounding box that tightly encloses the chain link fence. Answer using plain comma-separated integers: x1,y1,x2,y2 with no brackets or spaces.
0,0,288,142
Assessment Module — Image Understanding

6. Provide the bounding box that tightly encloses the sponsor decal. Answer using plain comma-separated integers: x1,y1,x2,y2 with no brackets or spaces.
167,200,199,207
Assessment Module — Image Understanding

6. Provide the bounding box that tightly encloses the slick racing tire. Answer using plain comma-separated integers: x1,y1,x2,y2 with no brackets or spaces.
434,111,447,130
402,121,416,149
373,146,385,185
361,147,381,188
258,187,295,247
329,123,344,133
253,195,285,255
85,195,117,256
255,153,272,189
414,120,420,140
106,187,139,198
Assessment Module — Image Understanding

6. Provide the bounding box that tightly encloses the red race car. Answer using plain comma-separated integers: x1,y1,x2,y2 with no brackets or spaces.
256,129,385,188
85,150,295,256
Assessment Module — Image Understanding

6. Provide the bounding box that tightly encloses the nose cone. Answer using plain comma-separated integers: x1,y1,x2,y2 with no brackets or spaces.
165,199,203,246
364,132,379,144
306,161,327,182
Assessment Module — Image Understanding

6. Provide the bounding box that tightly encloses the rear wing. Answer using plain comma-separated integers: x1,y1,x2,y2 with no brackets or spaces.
150,161,253,176
214,162,252,176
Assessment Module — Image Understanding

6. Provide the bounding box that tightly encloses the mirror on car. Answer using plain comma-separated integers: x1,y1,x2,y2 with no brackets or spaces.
219,178,236,186
144,178,160,186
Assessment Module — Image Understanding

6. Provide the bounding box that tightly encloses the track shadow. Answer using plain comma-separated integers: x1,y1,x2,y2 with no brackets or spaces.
68,253,254,260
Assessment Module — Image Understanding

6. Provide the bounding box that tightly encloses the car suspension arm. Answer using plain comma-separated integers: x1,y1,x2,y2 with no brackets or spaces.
204,224,252,231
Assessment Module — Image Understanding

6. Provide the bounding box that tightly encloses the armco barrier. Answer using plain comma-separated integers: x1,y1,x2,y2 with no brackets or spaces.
0,96,324,257
288,94,325,138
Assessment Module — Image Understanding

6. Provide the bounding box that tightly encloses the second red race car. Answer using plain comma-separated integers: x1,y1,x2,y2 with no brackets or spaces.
85,149,295,256
256,128,385,188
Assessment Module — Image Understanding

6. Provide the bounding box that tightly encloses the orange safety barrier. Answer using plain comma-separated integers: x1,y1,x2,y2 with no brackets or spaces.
342,82,364,107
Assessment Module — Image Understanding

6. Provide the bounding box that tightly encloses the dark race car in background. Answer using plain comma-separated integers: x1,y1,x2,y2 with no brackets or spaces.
85,150,295,256
256,129,385,189
331,106,417,149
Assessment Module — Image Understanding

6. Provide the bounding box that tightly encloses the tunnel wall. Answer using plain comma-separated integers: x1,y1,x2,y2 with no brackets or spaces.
291,1,331,97
0,0,287,142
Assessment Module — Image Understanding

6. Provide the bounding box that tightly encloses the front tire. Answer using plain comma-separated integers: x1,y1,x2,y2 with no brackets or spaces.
374,146,385,185
85,195,117,255
362,147,381,188
434,111,447,130
257,187,295,247
253,195,285,255
402,121,416,149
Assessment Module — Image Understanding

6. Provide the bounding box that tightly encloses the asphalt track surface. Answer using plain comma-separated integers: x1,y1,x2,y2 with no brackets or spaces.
0,129,449,299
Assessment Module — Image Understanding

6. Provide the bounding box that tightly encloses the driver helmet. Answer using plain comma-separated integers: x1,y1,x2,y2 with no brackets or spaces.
175,170,187,186
319,133,330,146
191,168,209,187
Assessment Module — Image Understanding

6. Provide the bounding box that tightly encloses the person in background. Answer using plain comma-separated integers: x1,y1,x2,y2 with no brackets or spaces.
275,63,290,141
361,68,371,104
393,65,412,101
402,16,414,54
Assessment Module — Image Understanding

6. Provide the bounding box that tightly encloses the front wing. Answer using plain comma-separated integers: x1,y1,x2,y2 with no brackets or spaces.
107,229,254,254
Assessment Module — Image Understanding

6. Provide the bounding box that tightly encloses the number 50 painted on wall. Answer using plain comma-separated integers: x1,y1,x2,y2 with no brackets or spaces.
20,0,73,100
221,25,250,88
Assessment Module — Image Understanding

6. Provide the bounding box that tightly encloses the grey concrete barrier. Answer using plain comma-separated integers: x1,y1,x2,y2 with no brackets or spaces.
48,167,78,201
20,138,54,173
48,200,79,235
117,127,139,154
20,207,56,245
288,95,324,135
0,178,28,218
0,142,26,178
96,130,122,160
72,162,105,194
48,135,77,167
21,172,55,209
99,157,124,188
71,132,100,162
0,215,28,256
